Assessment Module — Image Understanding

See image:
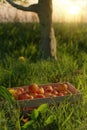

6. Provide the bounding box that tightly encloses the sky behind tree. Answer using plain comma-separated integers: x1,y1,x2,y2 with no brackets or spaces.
53,0,87,22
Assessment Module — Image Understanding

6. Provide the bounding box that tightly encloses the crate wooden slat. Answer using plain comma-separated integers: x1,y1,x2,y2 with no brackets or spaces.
18,93,82,109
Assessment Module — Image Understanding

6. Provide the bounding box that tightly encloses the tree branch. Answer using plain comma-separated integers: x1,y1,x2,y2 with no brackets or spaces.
6,0,39,13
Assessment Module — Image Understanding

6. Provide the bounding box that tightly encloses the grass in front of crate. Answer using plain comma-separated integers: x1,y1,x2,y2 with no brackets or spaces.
20,98,87,130
0,103,20,130
0,86,21,130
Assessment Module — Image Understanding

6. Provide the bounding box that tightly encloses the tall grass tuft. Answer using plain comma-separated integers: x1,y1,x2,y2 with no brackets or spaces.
0,86,21,130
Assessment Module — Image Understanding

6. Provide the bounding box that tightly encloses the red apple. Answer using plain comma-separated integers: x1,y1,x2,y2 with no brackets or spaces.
52,90,58,95
24,87,29,93
57,92,64,96
28,83,39,93
17,87,24,95
44,85,53,93
34,94,45,99
55,84,68,92
18,94,24,100
18,93,33,100
31,92,38,98
45,92,53,97
60,91,68,95
37,87,44,94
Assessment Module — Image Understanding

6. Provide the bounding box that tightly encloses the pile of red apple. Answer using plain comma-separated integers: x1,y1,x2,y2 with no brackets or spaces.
9,83,75,101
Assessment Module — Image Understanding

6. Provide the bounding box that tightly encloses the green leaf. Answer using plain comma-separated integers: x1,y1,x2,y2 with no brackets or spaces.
37,104,48,113
31,109,39,120
22,120,34,129
45,115,56,126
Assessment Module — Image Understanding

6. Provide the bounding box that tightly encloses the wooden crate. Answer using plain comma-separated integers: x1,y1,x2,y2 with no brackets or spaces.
15,82,82,111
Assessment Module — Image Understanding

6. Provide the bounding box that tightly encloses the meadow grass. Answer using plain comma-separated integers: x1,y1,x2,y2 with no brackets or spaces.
0,22,87,130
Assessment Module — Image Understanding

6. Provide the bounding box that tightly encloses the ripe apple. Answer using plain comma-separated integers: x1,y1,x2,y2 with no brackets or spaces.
44,85,53,93
37,87,44,94
60,91,68,95
57,92,64,96
18,93,33,100
18,94,24,100
31,92,38,98
54,83,68,92
52,90,58,95
28,83,39,93
45,92,53,97
34,94,45,99
17,87,24,95
24,87,29,93
19,56,25,61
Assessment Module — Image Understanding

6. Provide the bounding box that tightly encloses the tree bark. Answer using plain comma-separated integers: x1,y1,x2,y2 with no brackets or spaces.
6,0,57,60
37,0,57,59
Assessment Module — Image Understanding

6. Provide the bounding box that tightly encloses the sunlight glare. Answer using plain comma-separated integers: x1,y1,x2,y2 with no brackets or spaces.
69,5,80,15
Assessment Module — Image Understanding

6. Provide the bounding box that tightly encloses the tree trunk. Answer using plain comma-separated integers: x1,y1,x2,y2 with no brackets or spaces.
38,0,57,59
